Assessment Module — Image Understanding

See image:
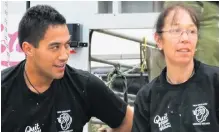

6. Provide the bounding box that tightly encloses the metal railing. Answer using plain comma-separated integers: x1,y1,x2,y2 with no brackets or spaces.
89,29,151,126
93,29,155,47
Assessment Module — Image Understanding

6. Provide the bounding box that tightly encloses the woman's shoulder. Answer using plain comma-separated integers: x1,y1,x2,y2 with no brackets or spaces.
198,60,219,75
137,76,162,98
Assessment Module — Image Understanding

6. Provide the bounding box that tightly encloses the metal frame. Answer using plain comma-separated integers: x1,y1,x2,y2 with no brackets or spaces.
89,29,155,126
90,56,138,69
93,29,155,46
90,29,156,71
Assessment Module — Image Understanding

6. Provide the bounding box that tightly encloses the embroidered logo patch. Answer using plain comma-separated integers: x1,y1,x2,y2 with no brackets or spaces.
57,110,73,132
25,123,41,132
192,103,210,126
154,113,171,131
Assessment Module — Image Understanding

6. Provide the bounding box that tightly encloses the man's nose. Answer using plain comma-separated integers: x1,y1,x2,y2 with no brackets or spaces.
58,46,69,61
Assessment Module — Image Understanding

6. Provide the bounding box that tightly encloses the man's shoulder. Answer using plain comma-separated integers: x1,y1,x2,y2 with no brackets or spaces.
1,61,25,86
63,65,99,90
1,61,25,102
64,65,104,82
64,64,91,80
2,65,17,78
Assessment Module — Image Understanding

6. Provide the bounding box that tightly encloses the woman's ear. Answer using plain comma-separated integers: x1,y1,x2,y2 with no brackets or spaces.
22,42,34,56
154,32,163,50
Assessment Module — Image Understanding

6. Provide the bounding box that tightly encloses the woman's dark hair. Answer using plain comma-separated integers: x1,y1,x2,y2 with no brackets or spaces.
155,3,200,35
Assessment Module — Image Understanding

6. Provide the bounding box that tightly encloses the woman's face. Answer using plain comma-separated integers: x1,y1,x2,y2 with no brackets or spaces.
155,8,198,65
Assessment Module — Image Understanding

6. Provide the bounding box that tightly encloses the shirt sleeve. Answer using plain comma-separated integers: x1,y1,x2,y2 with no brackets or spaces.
132,85,151,132
86,74,127,128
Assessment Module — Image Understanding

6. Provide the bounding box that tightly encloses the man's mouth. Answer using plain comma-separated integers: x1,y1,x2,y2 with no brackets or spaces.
177,49,190,52
54,64,65,68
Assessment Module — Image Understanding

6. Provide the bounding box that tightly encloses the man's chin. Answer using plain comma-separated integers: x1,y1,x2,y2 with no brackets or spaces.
54,73,65,79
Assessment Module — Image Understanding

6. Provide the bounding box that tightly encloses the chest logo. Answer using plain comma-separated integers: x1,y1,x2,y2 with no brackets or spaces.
192,103,210,126
57,110,73,131
154,113,171,131
25,123,41,132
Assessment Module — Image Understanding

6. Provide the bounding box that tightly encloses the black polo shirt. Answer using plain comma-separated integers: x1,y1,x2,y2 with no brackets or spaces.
1,60,127,132
132,60,219,132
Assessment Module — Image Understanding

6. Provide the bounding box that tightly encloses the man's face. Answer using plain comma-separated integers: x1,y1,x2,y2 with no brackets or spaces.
32,24,71,79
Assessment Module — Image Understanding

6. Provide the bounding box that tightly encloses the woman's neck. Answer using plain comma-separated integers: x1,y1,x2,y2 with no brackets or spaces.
166,60,194,84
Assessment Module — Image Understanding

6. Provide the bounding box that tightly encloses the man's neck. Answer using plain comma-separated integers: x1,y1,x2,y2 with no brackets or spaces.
24,60,53,93
166,59,194,84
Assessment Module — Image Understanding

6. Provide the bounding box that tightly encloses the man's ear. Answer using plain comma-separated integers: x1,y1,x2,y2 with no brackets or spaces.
22,42,34,56
154,33,163,50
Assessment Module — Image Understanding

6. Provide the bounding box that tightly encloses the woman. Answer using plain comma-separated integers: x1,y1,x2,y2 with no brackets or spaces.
132,3,219,132
147,1,219,82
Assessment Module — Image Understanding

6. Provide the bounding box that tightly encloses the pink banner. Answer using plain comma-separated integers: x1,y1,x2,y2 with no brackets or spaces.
1,24,23,67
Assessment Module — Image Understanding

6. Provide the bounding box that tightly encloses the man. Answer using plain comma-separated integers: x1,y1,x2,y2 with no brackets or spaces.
1,5,133,132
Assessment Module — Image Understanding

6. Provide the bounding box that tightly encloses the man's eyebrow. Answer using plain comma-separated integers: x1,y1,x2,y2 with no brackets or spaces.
48,37,72,47
48,42,61,47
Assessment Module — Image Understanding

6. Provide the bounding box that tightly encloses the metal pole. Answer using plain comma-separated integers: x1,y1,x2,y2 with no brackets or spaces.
26,1,30,10
93,29,156,47
3,1,10,67
90,56,138,69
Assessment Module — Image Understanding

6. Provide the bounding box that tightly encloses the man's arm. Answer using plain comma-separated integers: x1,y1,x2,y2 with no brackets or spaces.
111,105,133,132
86,74,133,132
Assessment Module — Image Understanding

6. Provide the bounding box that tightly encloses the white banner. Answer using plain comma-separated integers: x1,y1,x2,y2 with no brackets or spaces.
1,2,26,70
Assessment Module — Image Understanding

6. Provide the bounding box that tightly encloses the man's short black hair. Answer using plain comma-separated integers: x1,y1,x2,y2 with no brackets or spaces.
18,5,66,49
